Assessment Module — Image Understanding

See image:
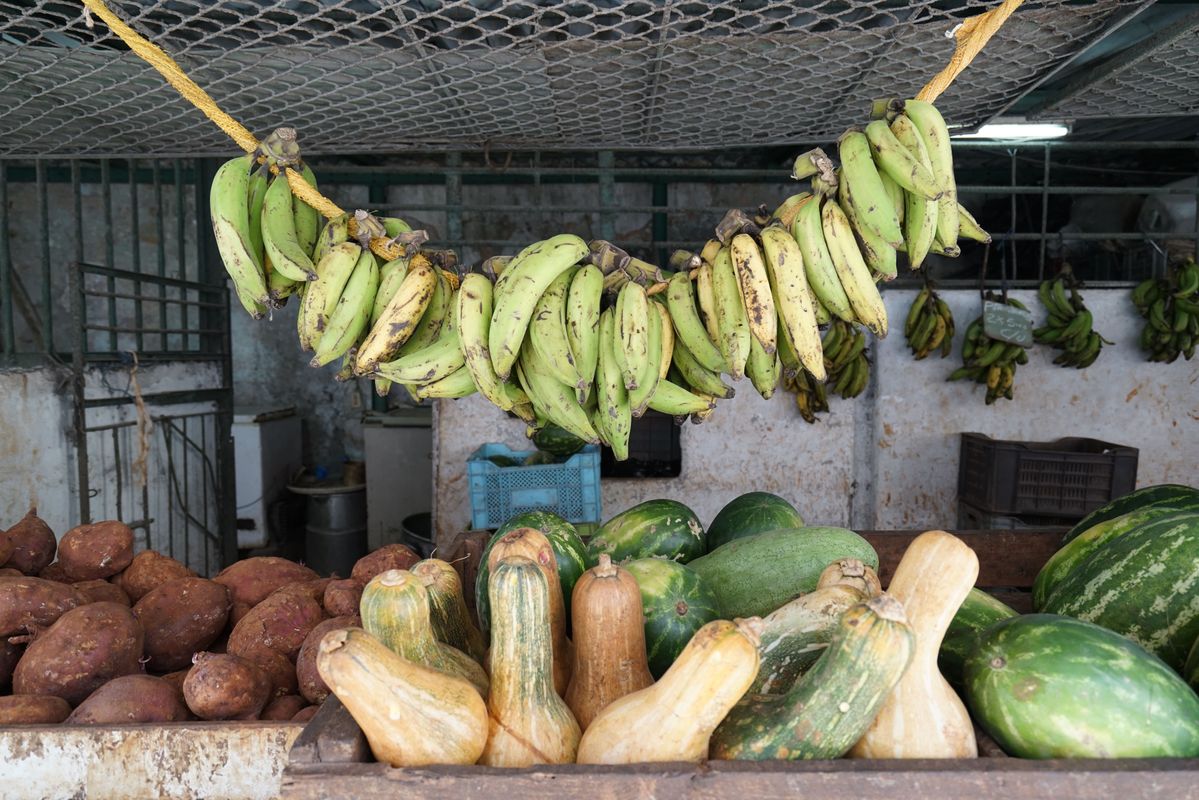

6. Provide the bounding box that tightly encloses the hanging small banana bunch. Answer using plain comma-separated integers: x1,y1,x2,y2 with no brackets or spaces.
904,283,956,360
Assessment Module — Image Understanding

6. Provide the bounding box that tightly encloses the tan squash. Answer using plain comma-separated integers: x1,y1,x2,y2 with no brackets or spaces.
485,527,572,694
316,627,488,766
565,554,654,730
816,558,883,596
479,556,580,766
850,529,979,758
576,617,761,764
359,569,489,697
412,558,487,664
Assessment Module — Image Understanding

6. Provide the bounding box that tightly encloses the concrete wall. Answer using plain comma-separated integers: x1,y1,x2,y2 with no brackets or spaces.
432,288,1199,545
0,367,76,535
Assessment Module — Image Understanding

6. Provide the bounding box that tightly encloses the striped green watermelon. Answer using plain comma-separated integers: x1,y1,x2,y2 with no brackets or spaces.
1186,636,1199,690
1042,511,1199,670
939,588,1018,690
475,510,588,637
587,499,706,564
706,492,804,552
1063,484,1199,543
965,614,1199,758
624,558,719,679
1034,502,1199,610
530,423,585,458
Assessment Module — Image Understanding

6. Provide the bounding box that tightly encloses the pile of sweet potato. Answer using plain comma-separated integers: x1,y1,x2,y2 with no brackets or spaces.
0,506,420,726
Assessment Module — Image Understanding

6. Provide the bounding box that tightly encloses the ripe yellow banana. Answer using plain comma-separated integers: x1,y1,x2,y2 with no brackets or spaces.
393,268,451,361
729,233,778,355
890,114,939,269
297,241,361,352
530,267,582,388
376,312,464,385
712,246,751,380
759,225,825,381
903,100,958,247
260,173,317,282
694,261,724,350
565,265,603,404
356,253,438,374
312,249,379,366
210,154,269,316
792,196,854,323
821,200,888,338
837,130,903,248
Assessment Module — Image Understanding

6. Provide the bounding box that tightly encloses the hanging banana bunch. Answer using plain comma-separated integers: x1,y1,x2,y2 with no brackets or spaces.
1133,260,1198,363
1034,270,1110,368
904,283,955,360
949,295,1029,405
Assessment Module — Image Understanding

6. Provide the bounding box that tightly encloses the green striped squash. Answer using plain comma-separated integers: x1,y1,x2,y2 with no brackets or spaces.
939,588,1018,690
965,614,1199,758
1062,484,1199,543
624,558,719,679
587,500,706,565
1041,511,1199,671
706,492,804,552
750,584,865,695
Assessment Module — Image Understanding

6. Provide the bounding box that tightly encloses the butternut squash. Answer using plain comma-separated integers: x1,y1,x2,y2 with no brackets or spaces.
485,527,572,695
412,558,487,664
565,554,654,730
750,583,865,695
576,617,761,764
316,627,488,766
850,529,979,758
359,569,489,697
816,558,882,596
479,556,580,766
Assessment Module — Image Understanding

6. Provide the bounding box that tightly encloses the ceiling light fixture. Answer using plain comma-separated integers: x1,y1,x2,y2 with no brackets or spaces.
954,121,1070,140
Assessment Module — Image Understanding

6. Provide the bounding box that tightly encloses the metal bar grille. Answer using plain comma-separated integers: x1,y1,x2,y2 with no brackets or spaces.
0,0,1145,157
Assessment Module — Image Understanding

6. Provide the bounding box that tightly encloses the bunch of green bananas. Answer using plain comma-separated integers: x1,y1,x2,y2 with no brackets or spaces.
904,284,954,359
1033,274,1107,368
820,318,870,401
949,297,1029,404
1132,260,1199,363
783,370,829,424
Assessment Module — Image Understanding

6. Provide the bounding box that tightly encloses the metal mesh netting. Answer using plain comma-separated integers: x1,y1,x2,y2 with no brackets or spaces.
1040,14,1199,119
1,1,1144,157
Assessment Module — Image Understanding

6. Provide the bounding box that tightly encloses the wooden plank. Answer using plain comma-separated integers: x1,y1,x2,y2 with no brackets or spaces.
282,758,1199,800
861,530,1061,589
286,696,368,766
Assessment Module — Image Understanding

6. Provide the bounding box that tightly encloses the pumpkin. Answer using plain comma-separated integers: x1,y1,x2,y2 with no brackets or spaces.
412,558,487,664
565,554,654,730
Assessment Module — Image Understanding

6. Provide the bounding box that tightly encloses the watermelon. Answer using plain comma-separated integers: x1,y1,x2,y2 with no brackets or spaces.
586,499,706,564
475,510,589,637
938,588,1018,690
624,558,719,679
1033,502,1199,610
530,423,586,458
706,492,804,552
1063,484,1199,543
688,527,879,619
1041,510,1199,670
964,614,1199,758
1186,636,1199,690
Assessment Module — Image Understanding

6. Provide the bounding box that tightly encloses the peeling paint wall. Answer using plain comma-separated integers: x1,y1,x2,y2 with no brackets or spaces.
0,367,76,534
433,289,1199,544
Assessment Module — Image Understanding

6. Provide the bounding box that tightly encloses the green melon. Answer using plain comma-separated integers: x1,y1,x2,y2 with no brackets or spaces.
706,492,805,552
586,499,706,564
1063,484,1199,543
965,614,1199,758
1041,511,1199,670
938,588,1018,690
530,423,586,458
1185,636,1199,691
624,558,719,679
475,510,588,638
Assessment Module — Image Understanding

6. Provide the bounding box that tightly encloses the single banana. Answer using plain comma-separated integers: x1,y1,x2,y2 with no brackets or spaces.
792,197,854,322
890,114,939,269
745,336,781,399
245,167,269,267
837,130,903,248
672,338,735,399
712,246,752,380
821,200,888,338
267,266,299,307
376,327,465,384
729,233,778,355
456,273,521,412
412,366,478,400
775,318,802,381
957,203,991,243
291,164,321,259
565,264,603,403
393,268,451,361
838,167,898,280
864,119,942,200
629,294,663,417
356,254,438,374
313,213,350,265
529,267,581,388
519,341,600,443
618,281,650,391
694,261,724,349
665,270,725,372
759,225,825,381
903,101,958,247
597,308,632,461
489,234,589,379
772,191,813,229
654,301,674,381
372,257,411,327
879,169,905,227
311,249,379,367
210,154,269,315
297,241,361,352
647,379,715,416
260,173,318,282
811,291,832,325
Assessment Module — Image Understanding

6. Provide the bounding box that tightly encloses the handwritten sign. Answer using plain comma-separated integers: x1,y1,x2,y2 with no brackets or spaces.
982,300,1033,347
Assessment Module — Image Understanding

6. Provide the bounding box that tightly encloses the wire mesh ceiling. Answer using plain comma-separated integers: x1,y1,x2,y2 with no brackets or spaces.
1037,12,1199,120
0,0,1147,157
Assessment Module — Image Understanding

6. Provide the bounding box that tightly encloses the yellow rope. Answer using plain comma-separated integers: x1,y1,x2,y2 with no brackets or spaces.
917,0,1026,102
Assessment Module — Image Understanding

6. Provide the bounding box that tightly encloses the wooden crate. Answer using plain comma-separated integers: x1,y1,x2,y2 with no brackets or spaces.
282,530,1199,799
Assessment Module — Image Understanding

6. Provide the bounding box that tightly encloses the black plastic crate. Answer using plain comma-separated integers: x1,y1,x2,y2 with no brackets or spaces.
601,411,682,478
957,501,1071,532
958,433,1138,520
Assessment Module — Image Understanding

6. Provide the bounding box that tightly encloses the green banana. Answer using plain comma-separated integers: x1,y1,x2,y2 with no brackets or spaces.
864,119,942,200
311,249,378,367
210,154,269,316
745,335,781,400
246,167,269,268
837,130,903,248
376,322,464,384
313,213,350,265
597,308,632,460
694,261,724,350
291,164,320,259
647,379,715,416
672,338,736,399
712,246,752,380
902,101,958,247
529,267,581,388
957,203,991,243
413,366,478,400
457,274,519,412
890,114,939,269
759,225,825,381
297,241,362,352
792,196,854,323
617,281,650,390
519,340,600,444
565,265,603,404
260,173,317,282
837,167,898,280
905,286,931,338
629,294,663,418
665,270,725,373
821,200,888,338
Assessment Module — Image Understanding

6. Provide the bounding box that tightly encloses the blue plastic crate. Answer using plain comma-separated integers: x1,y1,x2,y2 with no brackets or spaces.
467,443,601,530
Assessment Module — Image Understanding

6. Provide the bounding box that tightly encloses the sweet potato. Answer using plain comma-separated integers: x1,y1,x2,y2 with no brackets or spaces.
159,668,190,700
235,645,298,699
296,616,358,705
12,601,144,705
0,638,21,692
323,579,362,617
66,674,190,724
227,591,324,663
291,705,319,722
270,578,333,607
0,694,71,724
0,567,23,578
73,579,131,607
213,557,318,624
133,578,231,671
350,544,420,584
260,694,307,721
4,508,57,575
0,518,12,567
183,653,271,720
57,521,135,581
113,550,194,602
0,577,87,637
